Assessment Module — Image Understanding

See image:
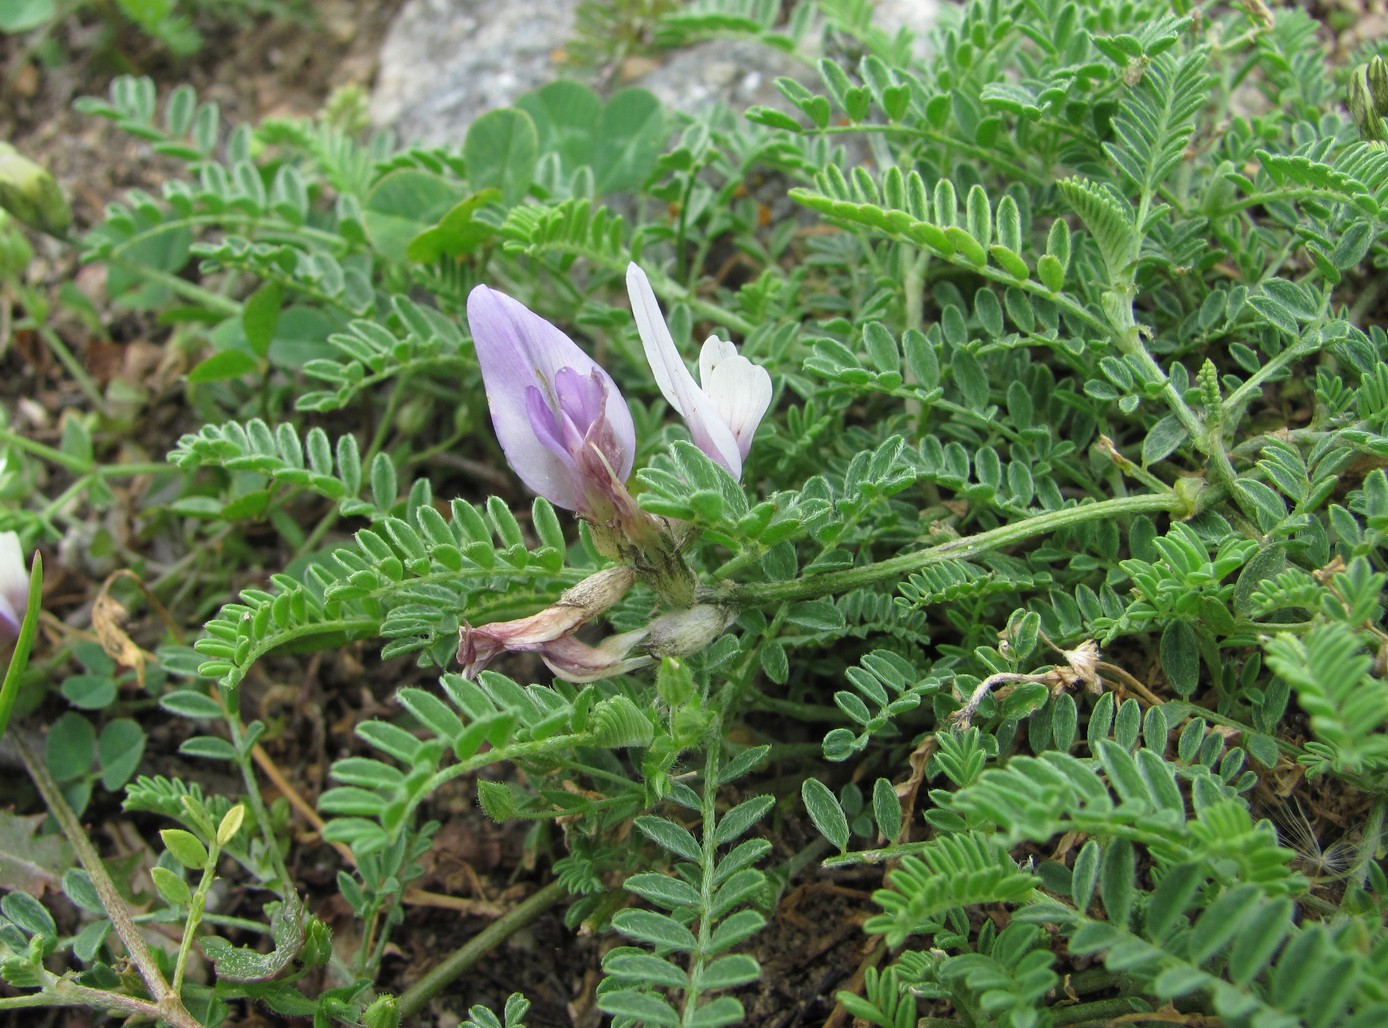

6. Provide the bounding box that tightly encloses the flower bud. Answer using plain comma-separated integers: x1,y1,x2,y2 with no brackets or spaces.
1349,67,1385,142
656,655,696,707
560,564,637,615
1370,56,1388,115
0,144,72,238
646,604,735,658
360,995,399,1028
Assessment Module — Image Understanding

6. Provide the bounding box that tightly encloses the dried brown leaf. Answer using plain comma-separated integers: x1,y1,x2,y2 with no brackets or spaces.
92,571,155,690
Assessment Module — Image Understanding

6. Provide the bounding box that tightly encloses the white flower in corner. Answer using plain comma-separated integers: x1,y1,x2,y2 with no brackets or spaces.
626,262,772,480
0,531,31,640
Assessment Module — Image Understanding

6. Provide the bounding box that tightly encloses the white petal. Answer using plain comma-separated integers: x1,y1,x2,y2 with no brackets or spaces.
0,531,29,632
627,263,694,417
699,336,737,387
627,263,743,475
699,337,773,458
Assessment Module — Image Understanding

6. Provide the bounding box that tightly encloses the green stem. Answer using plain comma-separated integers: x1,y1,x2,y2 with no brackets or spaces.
0,426,88,472
1224,187,1360,214
717,602,789,715
1106,288,1253,519
0,974,164,1020
147,523,236,593
224,713,295,895
0,553,41,745
104,254,240,316
806,123,1036,183
711,489,1194,608
675,167,699,284
1355,799,1386,888
0,425,170,478
171,837,223,996
779,836,832,882
353,900,383,980
407,732,589,828
105,212,348,254
902,248,926,333
136,910,268,934
1061,996,1155,1023
222,616,380,691
395,880,568,1019
1176,701,1381,793
680,737,723,1024
361,898,398,979
34,323,106,413
1221,332,1320,427
14,734,200,1028
37,477,92,527
750,691,841,722
1098,436,1176,495
833,201,1113,341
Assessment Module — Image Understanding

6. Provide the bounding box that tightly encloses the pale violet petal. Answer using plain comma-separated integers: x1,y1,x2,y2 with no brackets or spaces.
0,596,18,636
683,405,743,480
467,285,636,510
524,386,575,467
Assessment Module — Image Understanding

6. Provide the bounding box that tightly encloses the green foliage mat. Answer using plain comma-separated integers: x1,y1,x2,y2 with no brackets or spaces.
3,0,1388,1025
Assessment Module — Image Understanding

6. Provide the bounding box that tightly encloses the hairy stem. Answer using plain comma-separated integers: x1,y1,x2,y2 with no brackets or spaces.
680,736,724,1023
0,973,166,1019
14,733,200,1028
712,489,1196,608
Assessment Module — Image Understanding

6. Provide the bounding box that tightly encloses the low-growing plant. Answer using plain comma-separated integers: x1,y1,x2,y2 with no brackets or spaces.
3,0,1388,1024
0,0,309,62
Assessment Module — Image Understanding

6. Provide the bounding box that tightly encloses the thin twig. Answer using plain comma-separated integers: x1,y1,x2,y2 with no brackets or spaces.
1097,660,1165,707
823,936,886,1028
250,742,355,866
395,879,568,1020
249,742,506,912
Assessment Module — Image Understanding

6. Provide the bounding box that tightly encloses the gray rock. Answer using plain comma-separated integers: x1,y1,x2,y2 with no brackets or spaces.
369,0,579,147
368,0,944,146
633,38,810,120
873,0,942,59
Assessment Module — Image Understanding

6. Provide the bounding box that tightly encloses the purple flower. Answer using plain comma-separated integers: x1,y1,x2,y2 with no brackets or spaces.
0,531,30,640
467,285,637,517
626,263,772,480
